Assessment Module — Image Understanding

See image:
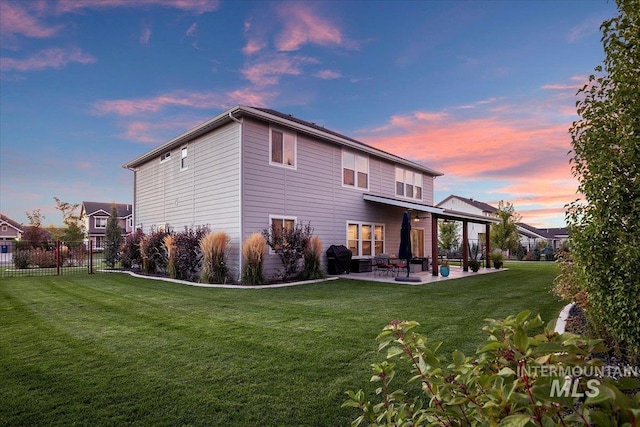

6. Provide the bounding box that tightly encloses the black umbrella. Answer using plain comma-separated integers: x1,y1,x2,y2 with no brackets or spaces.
396,211,420,282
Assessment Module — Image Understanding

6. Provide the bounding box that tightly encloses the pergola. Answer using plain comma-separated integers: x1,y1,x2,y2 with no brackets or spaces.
363,195,500,276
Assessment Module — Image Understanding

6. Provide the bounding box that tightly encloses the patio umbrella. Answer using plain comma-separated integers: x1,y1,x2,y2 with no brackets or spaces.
396,211,418,281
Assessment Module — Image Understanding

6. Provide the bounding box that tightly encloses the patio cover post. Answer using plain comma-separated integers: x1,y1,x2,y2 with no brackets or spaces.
462,221,469,271
485,223,491,268
432,213,439,276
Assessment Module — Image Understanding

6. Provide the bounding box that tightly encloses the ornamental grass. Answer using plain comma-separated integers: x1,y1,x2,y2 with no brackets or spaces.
241,233,266,285
200,231,230,284
302,235,325,280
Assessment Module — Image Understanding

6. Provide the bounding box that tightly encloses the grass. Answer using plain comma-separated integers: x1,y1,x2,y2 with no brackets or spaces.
0,262,563,426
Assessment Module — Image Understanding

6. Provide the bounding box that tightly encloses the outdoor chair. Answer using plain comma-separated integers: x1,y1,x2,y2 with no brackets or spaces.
373,255,393,276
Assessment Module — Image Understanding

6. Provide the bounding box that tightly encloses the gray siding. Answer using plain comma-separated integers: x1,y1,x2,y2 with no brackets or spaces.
134,122,242,277
241,117,434,278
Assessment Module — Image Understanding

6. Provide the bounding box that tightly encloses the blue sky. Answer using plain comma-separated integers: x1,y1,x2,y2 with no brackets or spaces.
0,0,617,228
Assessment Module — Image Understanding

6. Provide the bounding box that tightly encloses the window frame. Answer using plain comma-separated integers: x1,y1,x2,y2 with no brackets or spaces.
346,221,385,258
395,167,423,200
94,216,107,229
180,146,188,170
269,127,297,169
160,151,171,163
342,150,369,191
268,215,297,254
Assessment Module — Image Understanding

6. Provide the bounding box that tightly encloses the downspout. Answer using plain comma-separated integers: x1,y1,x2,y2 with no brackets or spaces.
125,166,137,232
228,111,243,281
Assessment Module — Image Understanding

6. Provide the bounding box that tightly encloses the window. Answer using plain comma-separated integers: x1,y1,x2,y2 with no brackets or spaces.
180,146,188,169
395,167,423,200
347,222,384,257
160,151,171,162
1,225,6,232
94,217,107,228
95,236,104,250
343,151,369,189
270,128,296,168
269,215,296,252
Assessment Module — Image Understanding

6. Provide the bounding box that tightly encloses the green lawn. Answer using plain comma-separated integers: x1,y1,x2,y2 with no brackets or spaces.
1,262,563,426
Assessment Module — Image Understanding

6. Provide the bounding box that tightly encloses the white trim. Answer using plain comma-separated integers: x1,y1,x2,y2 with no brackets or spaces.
346,220,385,258
267,215,298,254
180,145,188,170
94,216,107,229
341,149,369,191
269,125,297,170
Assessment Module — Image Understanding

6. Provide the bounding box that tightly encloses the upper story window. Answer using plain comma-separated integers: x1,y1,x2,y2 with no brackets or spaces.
270,128,296,168
160,151,171,163
395,167,423,200
94,216,107,229
180,146,188,170
2,225,7,232
343,151,369,190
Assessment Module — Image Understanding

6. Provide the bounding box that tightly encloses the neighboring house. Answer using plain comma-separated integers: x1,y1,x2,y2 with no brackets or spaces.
124,105,457,279
517,223,570,251
0,214,24,253
80,202,133,250
436,195,498,246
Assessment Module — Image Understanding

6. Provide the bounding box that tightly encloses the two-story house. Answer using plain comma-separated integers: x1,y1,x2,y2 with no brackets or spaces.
80,202,133,250
123,105,456,279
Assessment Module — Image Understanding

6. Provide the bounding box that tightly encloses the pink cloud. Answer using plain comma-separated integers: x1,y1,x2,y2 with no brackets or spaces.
76,162,93,170
541,75,588,91
0,1,60,39
242,39,267,55
274,4,347,51
94,89,275,116
57,0,219,14
315,69,341,80
0,47,96,72
241,55,318,86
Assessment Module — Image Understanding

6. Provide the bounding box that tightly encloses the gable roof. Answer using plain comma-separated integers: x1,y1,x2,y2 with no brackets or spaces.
81,202,132,218
0,214,24,232
123,105,443,177
517,223,570,239
437,195,498,214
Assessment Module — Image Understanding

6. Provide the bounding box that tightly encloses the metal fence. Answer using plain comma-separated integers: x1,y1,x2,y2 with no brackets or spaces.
0,241,115,278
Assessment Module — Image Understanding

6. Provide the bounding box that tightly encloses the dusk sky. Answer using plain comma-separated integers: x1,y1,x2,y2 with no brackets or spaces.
0,0,617,228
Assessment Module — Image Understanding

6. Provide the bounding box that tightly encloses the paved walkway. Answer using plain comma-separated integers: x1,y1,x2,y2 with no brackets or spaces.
335,265,505,285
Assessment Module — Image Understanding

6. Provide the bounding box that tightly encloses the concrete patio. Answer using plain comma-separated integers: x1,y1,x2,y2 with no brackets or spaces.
334,265,506,285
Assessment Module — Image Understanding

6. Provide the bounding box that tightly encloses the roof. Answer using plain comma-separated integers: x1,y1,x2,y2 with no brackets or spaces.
437,195,498,213
81,202,132,218
0,214,24,232
517,223,570,239
123,105,443,177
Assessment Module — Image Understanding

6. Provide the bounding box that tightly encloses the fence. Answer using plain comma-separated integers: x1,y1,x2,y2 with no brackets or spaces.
0,241,114,278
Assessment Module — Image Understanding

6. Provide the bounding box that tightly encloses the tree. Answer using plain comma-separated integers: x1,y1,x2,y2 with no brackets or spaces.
262,222,313,280
567,0,640,361
53,197,85,245
21,209,49,248
103,204,123,268
490,201,521,254
438,220,459,257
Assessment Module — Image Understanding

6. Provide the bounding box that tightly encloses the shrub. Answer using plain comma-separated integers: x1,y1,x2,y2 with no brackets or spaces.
200,231,230,284
532,246,541,261
13,250,30,269
121,229,144,269
344,311,640,426
516,244,526,261
104,204,123,268
553,250,588,309
490,250,503,268
262,222,313,280
29,248,56,268
140,230,168,274
173,226,208,282
164,235,177,279
241,233,266,285
468,258,481,272
302,235,325,280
